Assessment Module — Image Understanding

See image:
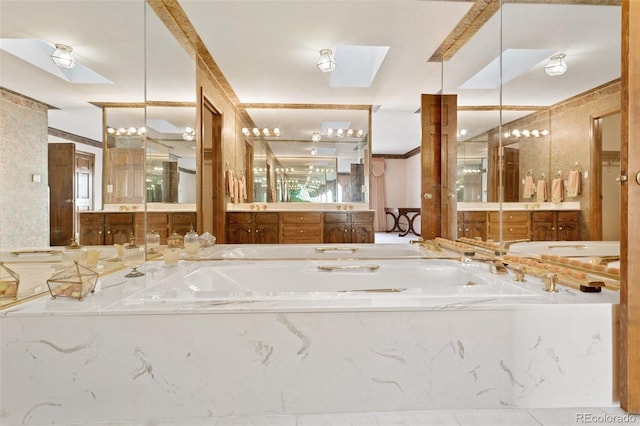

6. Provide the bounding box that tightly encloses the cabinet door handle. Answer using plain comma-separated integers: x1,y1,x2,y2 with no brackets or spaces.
559,226,563,230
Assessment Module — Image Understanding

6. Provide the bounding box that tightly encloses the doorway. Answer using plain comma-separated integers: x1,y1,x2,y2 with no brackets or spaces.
199,92,224,240
591,111,621,241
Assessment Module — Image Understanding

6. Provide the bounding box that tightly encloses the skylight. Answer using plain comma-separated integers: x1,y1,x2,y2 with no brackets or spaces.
460,48,558,90
0,39,112,84
330,45,390,88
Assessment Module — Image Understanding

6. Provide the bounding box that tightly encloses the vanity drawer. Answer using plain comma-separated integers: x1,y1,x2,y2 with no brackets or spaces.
281,224,323,243
227,212,253,224
531,211,554,222
488,211,530,224
79,213,104,225
105,213,133,225
557,211,580,222
324,212,349,223
461,211,486,223
255,212,279,224
351,211,374,223
281,212,323,224
489,224,530,240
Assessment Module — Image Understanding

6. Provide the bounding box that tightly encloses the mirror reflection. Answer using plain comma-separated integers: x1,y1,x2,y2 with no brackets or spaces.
243,107,370,204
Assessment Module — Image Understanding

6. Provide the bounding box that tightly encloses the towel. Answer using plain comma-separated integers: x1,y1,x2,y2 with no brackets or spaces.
551,178,564,203
536,179,548,202
523,175,535,199
225,169,234,195
567,170,581,197
240,175,247,201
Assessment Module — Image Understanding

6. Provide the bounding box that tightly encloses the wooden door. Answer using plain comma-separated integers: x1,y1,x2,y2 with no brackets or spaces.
108,148,145,204
75,152,94,212
420,94,457,240
48,143,75,246
199,92,224,241
503,147,520,202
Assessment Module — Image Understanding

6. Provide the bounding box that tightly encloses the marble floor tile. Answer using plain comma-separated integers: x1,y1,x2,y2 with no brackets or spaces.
215,414,298,426
375,409,460,426
296,411,379,426
452,408,542,426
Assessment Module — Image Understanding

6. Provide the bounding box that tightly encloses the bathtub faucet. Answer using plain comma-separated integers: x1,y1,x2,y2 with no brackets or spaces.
496,239,530,255
410,238,442,252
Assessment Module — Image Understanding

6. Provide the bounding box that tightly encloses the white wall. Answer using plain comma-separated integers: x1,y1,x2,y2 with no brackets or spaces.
383,155,421,208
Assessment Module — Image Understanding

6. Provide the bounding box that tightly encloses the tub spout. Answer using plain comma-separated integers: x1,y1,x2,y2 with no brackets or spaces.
490,261,508,275
496,239,530,255
410,238,442,252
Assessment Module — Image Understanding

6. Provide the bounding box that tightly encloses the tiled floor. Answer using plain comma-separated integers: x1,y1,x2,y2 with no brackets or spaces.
375,231,417,244
94,407,638,425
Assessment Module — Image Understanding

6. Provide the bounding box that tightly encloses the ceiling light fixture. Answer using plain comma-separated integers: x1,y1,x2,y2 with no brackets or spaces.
311,132,321,142
317,48,336,73
51,44,76,69
544,53,568,76
183,127,196,141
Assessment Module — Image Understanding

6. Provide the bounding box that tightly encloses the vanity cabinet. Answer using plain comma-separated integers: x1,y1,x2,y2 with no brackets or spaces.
226,212,279,244
324,212,375,243
531,211,580,241
79,211,197,246
456,211,487,240
79,213,106,246
487,211,530,241
280,212,323,244
79,213,133,245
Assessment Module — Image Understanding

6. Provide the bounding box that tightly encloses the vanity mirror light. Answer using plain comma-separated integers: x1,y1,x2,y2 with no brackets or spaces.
241,106,371,205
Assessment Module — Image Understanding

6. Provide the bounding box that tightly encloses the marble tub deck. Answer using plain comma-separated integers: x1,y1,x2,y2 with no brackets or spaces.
0,251,620,425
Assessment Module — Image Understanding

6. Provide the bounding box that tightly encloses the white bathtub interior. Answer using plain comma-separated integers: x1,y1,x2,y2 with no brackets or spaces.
130,259,541,302
214,243,430,259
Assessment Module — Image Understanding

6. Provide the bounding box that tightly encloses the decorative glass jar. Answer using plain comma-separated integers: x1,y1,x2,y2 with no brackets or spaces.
183,227,199,256
123,234,145,277
167,230,184,248
62,238,87,265
198,231,216,257
146,229,161,253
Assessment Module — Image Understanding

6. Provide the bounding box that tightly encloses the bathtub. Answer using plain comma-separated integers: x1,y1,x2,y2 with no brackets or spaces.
127,259,542,307
213,243,430,259
0,251,619,424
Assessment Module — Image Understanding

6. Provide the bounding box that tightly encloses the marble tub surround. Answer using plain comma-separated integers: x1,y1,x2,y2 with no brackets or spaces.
0,247,619,424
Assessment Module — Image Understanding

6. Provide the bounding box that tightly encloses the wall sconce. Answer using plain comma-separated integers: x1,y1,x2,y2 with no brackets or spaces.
51,44,76,69
317,48,336,73
545,53,568,76
324,128,365,138
504,129,549,138
106,126,146,136
242,127,280,137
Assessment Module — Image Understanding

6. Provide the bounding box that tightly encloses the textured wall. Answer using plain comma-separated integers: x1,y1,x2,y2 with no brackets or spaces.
0,88,50,248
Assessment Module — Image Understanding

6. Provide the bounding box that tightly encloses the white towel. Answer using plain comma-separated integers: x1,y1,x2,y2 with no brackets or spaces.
536,179,548,202
551,178,564,203
567,170,581,197
523,176,535,199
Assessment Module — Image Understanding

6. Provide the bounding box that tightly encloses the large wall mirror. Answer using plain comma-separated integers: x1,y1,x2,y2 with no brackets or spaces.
241,107,370,205
447,1,620,241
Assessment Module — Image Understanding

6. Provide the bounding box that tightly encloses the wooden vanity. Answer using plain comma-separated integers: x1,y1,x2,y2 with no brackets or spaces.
457,209,580,241
79,211,197,245
226,210,375,244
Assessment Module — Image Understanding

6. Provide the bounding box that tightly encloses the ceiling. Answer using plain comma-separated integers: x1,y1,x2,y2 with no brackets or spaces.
0,1,621,156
